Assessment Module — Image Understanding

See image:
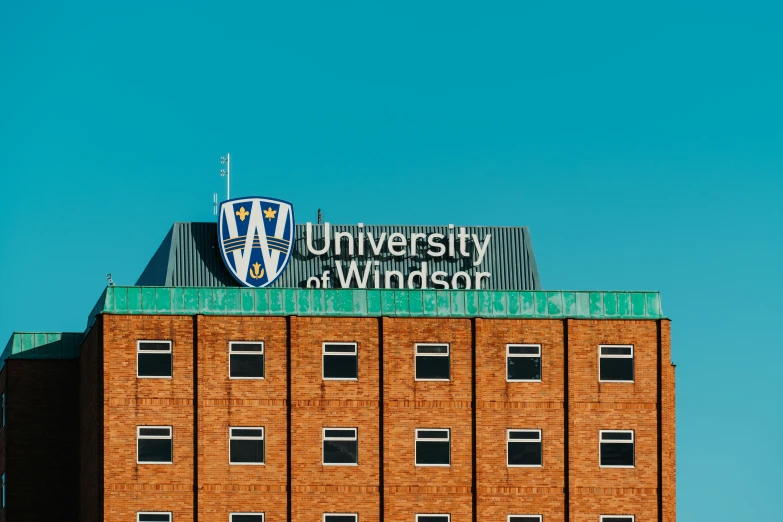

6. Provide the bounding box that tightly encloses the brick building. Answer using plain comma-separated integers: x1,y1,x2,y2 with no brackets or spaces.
0,221,675,522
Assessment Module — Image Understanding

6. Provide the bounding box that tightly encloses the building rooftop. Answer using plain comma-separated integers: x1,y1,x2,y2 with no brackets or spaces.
135,222,542,290
1,332,82,370
3,287,664,370
87,286,664,328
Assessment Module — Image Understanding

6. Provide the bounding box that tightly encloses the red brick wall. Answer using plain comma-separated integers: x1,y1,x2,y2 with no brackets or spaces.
291,317,381,522
102,314,195,521
81,314,675,522
661,320,676,522
475,318,565,522
383,318,473,522
80,319,103,522
568,319,663,522
5,359,79,521
197,316,288,522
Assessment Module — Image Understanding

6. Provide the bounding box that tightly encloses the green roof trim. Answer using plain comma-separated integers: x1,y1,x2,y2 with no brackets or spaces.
88,287,664,326
1,332,83,371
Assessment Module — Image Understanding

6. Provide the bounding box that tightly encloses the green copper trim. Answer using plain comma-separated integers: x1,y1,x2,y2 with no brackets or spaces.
87,287,663,329
1,332,83,371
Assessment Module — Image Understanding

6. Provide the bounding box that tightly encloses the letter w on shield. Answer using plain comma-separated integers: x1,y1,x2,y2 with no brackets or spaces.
222,199,291,285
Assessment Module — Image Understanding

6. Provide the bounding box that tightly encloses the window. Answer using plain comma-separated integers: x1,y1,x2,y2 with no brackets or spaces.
229,342,264,379
1,392,5,429
600,430,634,467
323,343,358,380
416,515,450,522
600,517,634,522
138,513,172,522
508,517,542,522
230,427,265,464
231,514,264,522
324,514,358,522
137,340,172,378
323,428,358,465
137,426,173,464
1,472,5,509
506,344,541,381
415,429,450,466
507,429,543,467
598,345,633,382
415,344,450,381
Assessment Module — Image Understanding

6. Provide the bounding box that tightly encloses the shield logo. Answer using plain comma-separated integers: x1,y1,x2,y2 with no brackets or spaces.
218,196,296,288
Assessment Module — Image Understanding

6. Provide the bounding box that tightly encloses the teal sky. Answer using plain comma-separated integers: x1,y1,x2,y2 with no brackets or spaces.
1,2,781,520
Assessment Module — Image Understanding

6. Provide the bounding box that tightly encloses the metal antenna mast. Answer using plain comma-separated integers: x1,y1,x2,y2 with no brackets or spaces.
220,153,231,200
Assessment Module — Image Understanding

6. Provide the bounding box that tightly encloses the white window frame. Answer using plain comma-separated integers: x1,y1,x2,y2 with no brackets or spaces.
415,515,450,522
137,426,173,465
599,430,635,468
323,514,358,522
322,342,359,381
414,343,450,382
506,344,542,382
322,427,359,466
507,429,543,468
137,340,173,379
598,344,634,383
599,517,635,522
229,341,265,380
138,513,172,522
229,427,265,465
415,428,450,467
230,514,264,522
508,516,543,522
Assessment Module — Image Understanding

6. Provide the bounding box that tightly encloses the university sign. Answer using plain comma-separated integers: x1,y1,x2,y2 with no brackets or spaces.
218,197,497,290
302,222,492,290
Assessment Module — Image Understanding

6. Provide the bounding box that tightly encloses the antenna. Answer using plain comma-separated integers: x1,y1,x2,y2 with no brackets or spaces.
213,193,218,216
317,208,323,224
220,153,230,200
105,273,115,286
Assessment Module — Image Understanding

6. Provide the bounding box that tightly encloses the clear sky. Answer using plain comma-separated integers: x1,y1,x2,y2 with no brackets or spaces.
1,1,781,519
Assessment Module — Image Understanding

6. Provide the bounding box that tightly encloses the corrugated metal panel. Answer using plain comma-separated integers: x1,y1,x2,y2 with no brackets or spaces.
136,226,175,286
136,222,541,290
1,332,83,371
91,287,664,322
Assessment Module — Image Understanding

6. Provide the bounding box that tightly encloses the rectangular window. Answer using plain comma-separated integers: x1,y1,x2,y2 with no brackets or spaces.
415,344,450,381
324,514,358,522
231,514,264,522
2,472,5,509
415,429,450,466
230,427,265,465
323,428,358,465
600,517,634,522
508,516,542,522
507,429,543,467
599,430,635,467
323,343,358,380
416,515,450,522
137,340,172,378
506,344,542,382
138,513,172,522
598,345,634,382
229,342,265,379
1,392,5,429
137,426,173,464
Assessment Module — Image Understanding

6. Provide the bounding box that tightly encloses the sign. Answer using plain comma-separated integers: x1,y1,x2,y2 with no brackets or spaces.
216,197,499,290
218,197,296,288
302,223,492,289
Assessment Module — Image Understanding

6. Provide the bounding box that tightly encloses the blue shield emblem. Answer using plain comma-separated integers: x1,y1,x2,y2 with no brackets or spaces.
218,197,296,288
